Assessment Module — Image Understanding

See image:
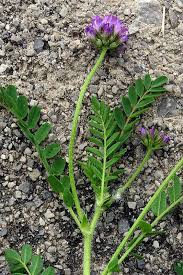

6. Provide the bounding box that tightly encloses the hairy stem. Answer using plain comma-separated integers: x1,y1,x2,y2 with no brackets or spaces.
113,148,153,202
100,121,107,204
119,194,183,265
83,234,92,275
68,47,108,220
102,156,183,275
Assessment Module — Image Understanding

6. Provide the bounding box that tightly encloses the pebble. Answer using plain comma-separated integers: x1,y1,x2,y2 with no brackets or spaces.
138,0,162,25
28,169,41,181
0,64,8,74
15,190,22,199
44,209,55,219
169,9,178,28
177,23,183,35
128,201,137,209
33,38,45,53
118,219,130,234
18,181,31,194
153,240,160,248
0,228,7,237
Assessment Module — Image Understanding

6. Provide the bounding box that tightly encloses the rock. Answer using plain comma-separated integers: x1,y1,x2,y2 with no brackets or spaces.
106,212,115,223
153,240,160,248
169,9,178,28
0,50,5,57
33,38,45,53
44,209,54,219
128,201,137,209
64,268,71,275
177,23,183,35
138,0,162,25
157,97,177,117
118,219,130,234
39,217,46,226
60,6,68,17
18,181,30,193
0,64,8,74
129,21,139,34
15,190,22,199
28,169,41,181
0,228,7,237
137,259,145,270
176,0,183,8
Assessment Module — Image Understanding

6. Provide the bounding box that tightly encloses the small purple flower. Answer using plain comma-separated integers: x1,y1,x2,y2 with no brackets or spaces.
139,126,170,150
139,127,147,136
149,127,155,138
85,15,129,50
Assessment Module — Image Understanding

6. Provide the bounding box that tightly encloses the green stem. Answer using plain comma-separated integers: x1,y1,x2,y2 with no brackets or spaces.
100,121,107,204
83,234,92,275
113,148,153,202
102,156,183,275
119,194,183,264
68,47,108,220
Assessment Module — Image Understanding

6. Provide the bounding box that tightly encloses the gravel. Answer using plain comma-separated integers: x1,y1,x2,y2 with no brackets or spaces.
0,0,183,274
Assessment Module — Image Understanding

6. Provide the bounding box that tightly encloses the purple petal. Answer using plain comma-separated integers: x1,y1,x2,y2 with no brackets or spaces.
163,135,170,143
140,127,147,136
103,23,113,36
85,25,96,39
92,16,103,31
149,127,155,137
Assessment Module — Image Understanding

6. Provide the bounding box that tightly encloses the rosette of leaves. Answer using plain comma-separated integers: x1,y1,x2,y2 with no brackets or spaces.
5,244,55,275
0,85,73,208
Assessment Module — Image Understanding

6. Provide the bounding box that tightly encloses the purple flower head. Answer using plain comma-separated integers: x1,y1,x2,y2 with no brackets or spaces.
85,15,129,50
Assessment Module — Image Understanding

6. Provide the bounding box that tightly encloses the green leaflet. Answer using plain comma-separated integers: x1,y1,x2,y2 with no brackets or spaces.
82,97,128,198
108,257,120,272
114,107,125,129
17,96,28,119
121,96,132,116
43,143,61,159
51,158,66,175
128,85,137,106
138,220,152,233
151,191,167,217
27,106,41,129
5,244,55,275
21,244,32,264
168,175,182,204
151,76,168,88
34,123,52,145
29,255,43,274
174,261,183,275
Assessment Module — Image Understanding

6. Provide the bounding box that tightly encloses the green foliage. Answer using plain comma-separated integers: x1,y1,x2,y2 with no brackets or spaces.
138,220,152,233
174,261,183,275
0,85,70,203
5,244,55,275
151,175,182,217
114,74,168,146
108,257,120,272
80,96,126,199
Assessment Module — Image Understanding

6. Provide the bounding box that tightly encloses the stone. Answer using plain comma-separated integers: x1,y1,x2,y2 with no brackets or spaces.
177,23,183,35
128,201,137,209
137,259,145,270
106,212,115,223
39,217,46,226
0,64,8,74
129,21,139,34
60,6,68,17
157,97,177,117
169,9,178,28
0,228,7,237
153,240,160,248
138,0,162,26
15,190,22,199
18,181,30,193
44,209,55,219
0,50,5,57
118,219,130,234
33,38,45,53
28,169,40,181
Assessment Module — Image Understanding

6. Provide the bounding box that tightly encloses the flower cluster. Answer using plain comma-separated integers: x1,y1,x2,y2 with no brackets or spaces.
85,15,128,50
139,126,170,150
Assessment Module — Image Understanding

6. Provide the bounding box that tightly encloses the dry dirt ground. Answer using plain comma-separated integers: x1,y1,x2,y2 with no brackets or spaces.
0,0,183,274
